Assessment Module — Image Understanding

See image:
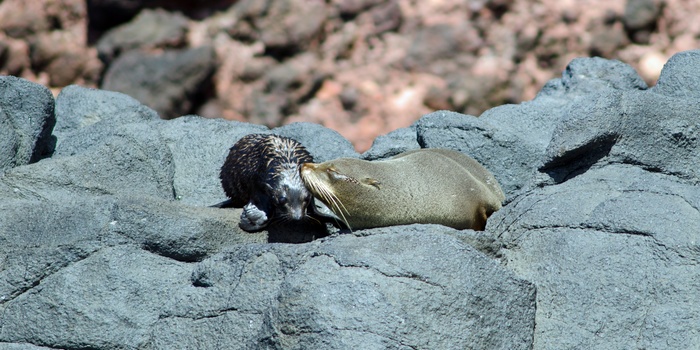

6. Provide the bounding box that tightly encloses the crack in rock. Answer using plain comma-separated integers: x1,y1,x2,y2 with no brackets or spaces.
0,246,100,306
311,252,445,289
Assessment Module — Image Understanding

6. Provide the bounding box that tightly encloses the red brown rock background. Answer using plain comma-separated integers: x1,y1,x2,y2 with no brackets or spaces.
0,0,694,151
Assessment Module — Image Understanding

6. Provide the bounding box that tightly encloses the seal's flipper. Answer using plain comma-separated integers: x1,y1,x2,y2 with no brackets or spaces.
239,202,269,232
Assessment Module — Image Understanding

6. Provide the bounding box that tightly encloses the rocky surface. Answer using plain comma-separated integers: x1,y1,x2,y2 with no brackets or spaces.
2,0,700,151
1,51,699,349
0,76,55,172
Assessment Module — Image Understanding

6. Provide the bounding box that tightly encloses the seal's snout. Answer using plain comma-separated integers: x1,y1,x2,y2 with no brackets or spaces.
300,163,317,181
301,162,316,172
290,207,305,221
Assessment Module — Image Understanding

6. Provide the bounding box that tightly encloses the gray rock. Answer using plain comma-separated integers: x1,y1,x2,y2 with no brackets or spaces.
170,226,535,349
0,245,194,349
651,49,700,98
361,126,419,160
96,8,189,64
517,56,646,151
0,224,534,349
273,122,359,161
0,76,55,172
257,228,535,349
2,50,700,350
53,85,159,156
541,71,700,183
110,196,266,262
0,343,58,350
0,196,116,309
556,56,648,94
0,194,262,315
3,122,175,201
488,50,700,349
490,164,700,349
101,46,217,119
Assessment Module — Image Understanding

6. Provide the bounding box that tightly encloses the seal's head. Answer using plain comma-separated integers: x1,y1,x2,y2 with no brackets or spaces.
265,164,313,221
218,133,315,231
300,160,381,228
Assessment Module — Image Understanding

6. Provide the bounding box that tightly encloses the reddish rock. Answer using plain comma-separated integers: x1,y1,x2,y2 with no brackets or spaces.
2,0,700,151
0,37,31,76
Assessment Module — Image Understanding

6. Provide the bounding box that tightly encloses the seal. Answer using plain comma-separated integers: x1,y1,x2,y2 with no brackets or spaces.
300,148,505,231
217,133,314,232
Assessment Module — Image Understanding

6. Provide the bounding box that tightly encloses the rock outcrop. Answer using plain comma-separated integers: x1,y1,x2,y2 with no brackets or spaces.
1,51,699,349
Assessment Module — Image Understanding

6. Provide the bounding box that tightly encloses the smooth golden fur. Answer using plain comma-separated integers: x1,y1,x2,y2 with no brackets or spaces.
301,148,505,230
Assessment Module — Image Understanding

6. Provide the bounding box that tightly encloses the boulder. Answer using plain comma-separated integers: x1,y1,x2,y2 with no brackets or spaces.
0,227,536,349
101,46,217,119
96,8,189,64
53,85,160,155
490,163,700,349
233,0,328,55
0,76,55,172
490,50,700,349
2,50,700,349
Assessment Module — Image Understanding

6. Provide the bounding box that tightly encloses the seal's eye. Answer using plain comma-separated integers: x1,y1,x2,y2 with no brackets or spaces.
326,166,341,180
278,196,287,205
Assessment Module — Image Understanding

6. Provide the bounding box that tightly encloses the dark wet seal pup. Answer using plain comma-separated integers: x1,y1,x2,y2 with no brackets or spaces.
215,134,314,232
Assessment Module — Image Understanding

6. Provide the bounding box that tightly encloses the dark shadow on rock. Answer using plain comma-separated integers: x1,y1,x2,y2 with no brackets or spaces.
539,133,617,184
208,198,235,208
266,220,330,244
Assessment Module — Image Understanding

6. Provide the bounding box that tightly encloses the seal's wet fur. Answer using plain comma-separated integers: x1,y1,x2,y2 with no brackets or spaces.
219,134,314,232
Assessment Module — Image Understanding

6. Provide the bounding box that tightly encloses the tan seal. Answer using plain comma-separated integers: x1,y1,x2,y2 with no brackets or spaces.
300,148,505,231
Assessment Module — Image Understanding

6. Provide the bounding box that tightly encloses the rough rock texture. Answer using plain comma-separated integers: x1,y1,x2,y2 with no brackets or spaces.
0,76,55,172
52,85,160,155
2,0,700,151
2,51,700,349
491,164,700,349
